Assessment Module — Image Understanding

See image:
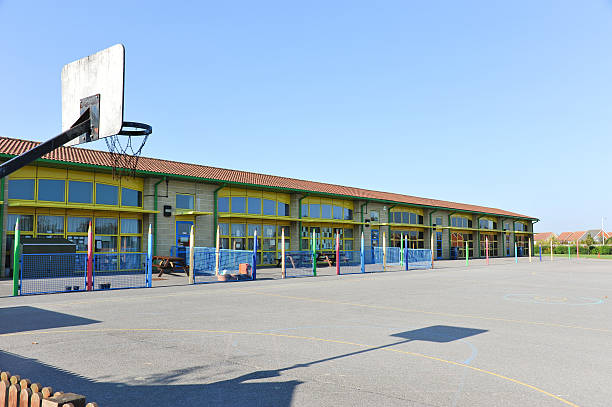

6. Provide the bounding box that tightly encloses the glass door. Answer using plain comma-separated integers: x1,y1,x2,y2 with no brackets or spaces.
175,221,194,261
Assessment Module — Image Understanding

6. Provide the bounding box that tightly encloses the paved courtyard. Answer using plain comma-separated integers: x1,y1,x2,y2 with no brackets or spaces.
0,257,609,406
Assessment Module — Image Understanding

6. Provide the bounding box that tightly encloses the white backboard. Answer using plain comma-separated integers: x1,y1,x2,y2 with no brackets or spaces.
62,44,125,145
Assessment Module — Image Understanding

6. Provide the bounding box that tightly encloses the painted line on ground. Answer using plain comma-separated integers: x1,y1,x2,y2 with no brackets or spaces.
0,327,580,407
236,290,612,334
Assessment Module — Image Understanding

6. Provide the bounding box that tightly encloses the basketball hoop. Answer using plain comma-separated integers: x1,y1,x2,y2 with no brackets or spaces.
105,121,152,179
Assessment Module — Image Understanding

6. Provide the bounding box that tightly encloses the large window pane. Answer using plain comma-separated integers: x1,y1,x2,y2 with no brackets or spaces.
96,183,118,205
95,235,117,252
38,179,65,202
263,225,276,238
231,223,246,237
321,204,332,219
248,197,261,215
344,228,353,238
231,197,246,213
370,211,379,222
95,218,118,235
301,204,308,217
8,179,35,200
344,208,353,220
120,236,141,252
263,199,275,216
121,218,142,234
176,194,194,209
309,204,320,218
67,235,88,251
409,213,417,224
68,181,93,203
122,188,142,207
333,206,342,220
218,223,230,236
7,214,34,232
67,217,91,233
217,197,229,212
278,202,289,216
37,215,64,234
248,224,261,236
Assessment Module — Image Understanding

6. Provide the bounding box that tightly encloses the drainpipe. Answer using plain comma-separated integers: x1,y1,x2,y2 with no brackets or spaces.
153,178,165,256
213,184,226,244
0,177,4,276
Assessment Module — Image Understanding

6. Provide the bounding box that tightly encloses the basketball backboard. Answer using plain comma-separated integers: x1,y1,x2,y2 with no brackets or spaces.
62,44,125,145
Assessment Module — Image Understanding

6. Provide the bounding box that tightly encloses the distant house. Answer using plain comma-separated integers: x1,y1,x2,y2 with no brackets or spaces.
556,230,611,244
534,232,556,243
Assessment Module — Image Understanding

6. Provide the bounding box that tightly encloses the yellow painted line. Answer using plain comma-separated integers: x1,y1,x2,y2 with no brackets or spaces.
235,290,612,334
0,327,579,407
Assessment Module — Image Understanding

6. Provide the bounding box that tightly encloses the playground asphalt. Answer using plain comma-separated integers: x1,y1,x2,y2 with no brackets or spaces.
0,257,610,406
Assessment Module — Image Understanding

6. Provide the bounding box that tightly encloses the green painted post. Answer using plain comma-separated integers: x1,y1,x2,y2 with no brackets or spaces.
312,229,317,277
12,218,20,296
465,240,468,266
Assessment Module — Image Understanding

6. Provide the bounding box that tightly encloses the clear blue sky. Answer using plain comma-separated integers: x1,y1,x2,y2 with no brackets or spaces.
1,1,612,234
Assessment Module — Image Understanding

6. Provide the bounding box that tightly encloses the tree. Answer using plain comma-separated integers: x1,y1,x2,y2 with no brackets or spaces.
584,233,595,247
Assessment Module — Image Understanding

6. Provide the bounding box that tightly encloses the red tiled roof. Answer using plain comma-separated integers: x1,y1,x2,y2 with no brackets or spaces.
0,137,536,219
557,232,573,241
567,231,586,242
534,232,555,241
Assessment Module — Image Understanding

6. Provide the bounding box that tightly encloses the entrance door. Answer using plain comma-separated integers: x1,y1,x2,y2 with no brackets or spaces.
175,221,194,261
436,232,443,259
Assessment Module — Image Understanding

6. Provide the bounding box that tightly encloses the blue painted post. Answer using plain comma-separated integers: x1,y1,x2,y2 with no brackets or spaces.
360,232,365,273
252,229,257,280
147,224,153,288
539,244,542,262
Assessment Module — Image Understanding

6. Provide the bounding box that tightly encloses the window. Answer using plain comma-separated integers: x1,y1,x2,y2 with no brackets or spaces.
122,188,142,207
176,194,194,210
514,222,527,232
38,179,65,202
309,204,320,218
278,202,289,216
263,225,276,238
8,179,34,200
231,197,246,213
120,236,141,252
248,197,261,215
68,181,92,204
301,204,309,217
332,206,342,220
95,218,118,252
435,217,442,227
370,211,379,222
121,218,142,234
218,223,230,236
263,199,276,216
7,214,34,232
344,208,353,220
96,183,118,205
37,215,64,234
231,223,246,237
218,197,229,212
95,218,118,235
67,217,91,233
321,204,332,219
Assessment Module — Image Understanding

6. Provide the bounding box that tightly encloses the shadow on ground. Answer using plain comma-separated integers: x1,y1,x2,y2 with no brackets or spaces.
0,306,100,335
0,325,486,405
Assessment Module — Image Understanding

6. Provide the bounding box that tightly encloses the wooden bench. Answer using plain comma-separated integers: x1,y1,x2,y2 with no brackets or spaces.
152,256,188,277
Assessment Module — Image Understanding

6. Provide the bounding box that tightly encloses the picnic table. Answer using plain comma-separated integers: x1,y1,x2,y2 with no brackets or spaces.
152,255,188,277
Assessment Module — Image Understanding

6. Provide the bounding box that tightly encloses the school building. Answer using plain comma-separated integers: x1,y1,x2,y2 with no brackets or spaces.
0,137,537,276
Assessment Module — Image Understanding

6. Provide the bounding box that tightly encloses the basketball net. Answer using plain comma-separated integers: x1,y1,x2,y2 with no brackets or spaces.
105,134,149,179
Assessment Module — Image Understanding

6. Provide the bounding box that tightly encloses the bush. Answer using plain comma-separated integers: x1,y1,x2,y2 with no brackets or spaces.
602,245,612,255
554,246,568,254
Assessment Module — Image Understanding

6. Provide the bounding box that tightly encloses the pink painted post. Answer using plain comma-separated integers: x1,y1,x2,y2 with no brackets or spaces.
87,221,93,291
485,236,489,265
335,232,340,275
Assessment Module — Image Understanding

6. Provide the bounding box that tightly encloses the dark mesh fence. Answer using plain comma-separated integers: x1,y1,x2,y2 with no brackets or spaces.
20,253,88,295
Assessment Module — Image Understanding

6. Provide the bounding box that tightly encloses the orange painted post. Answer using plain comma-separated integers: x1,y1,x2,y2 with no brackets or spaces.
281,228,285,278
485,236,489,265
335,232,340,275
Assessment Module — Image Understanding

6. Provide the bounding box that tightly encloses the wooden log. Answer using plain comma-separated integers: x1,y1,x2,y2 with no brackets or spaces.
30,392,43,407
30,384,42,394
8,384,20,407
0,379,10,407
0,373,9,382
52,393,63,398
19,388,31,407
41,388,53,399
8,377,19,386
41,393,86,407
18,380,30,390
85,403,98,407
